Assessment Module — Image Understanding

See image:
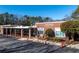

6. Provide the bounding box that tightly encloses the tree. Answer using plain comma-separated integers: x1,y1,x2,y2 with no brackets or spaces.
43,17,53,22
21,19,31,26
60,20,79,40
0,12,17,25
0,14,4,25
62,15,72,21
44,28,55,40
71,6,79,19
22,16,44,25
45,28,55,37
3,12,12,25
0,12,53,25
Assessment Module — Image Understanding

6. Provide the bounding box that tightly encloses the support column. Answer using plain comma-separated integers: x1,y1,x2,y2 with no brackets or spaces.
29,28,31,39
0,26,3,35
21,28,23,38
36,29,38,38
6,28,7,36
10,28,12,36
35,29,38,38
15,29,16,37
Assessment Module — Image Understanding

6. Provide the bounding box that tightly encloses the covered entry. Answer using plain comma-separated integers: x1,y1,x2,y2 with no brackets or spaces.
3,25,37,39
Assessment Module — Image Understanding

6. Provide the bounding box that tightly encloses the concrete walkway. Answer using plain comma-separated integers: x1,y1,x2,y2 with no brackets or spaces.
52,44,79,53
18,38,61,46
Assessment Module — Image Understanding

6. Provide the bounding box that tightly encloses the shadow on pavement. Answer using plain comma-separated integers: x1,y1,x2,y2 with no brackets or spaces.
0,35,79,53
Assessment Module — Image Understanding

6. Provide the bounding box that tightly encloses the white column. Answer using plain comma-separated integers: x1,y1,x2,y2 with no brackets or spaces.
15,29,16,37
0,26,3,35
29,28,31,39
36,29,38,38
21,28,23,38
10,28,12,36
6,28,7,36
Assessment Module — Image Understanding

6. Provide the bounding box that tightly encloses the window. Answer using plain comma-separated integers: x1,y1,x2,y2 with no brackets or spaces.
37,27,44,34
55,31,65,37
38,31,43,34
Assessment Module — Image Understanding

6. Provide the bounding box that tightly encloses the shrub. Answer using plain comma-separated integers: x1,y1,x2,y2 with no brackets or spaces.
45,28,55,37
60,20,79,40
44,28,55,40
53,37,62,42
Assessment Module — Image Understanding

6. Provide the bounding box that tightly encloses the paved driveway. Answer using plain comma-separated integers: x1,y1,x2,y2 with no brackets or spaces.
0,35,59,53
0,35,79,53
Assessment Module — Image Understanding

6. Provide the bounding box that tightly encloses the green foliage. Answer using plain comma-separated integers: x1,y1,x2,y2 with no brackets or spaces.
43,17,52,22
72,6,79,19
60,20,79,40
45,28,55,37
0,12,53,25
21,19,31,26
53,37,61,42
0,12,17,25
0,15,4,25
60,20,79,33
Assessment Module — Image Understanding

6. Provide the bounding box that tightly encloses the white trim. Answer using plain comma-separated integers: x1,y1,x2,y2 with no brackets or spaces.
2,25,37,29
36,21,66,24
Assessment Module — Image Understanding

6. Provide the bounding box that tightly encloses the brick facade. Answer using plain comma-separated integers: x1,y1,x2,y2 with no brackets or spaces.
35,21,65,30
35,21,66,38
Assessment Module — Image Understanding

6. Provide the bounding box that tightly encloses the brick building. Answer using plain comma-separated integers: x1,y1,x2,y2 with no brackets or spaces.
0,21,66,39
35,21,66,38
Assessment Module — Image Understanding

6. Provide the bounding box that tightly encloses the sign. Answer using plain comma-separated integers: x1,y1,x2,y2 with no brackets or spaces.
37,27,44,31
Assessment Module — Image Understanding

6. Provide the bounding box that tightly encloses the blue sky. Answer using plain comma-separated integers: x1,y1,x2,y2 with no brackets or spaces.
0,5,78,20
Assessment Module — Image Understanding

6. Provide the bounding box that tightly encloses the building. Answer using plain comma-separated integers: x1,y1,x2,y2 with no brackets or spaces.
35,21,66,38
0,21,66,39
0,25,37,39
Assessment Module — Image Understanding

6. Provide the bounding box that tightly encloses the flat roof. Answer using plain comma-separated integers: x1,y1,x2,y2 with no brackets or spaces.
2,25,37,29
35,21,66,24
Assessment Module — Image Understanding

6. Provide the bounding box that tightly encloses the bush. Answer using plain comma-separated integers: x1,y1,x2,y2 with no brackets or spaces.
45,28,55,37
60,20,79,40
44,29,55,40
53,37,62,42
43,35,54,41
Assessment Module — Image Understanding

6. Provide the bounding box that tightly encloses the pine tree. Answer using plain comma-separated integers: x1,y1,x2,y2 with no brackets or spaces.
72,6,79,19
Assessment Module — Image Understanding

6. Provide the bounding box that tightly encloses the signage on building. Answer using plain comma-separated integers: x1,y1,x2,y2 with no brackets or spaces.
37,27,44,31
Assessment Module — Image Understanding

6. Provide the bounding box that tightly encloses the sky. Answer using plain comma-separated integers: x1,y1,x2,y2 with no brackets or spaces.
0,5,78,20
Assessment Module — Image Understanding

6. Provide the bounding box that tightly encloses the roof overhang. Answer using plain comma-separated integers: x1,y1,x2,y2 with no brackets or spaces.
2,25,37,29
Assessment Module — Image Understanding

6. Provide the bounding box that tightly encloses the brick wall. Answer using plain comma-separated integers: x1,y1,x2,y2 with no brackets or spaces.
35,21,64,30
